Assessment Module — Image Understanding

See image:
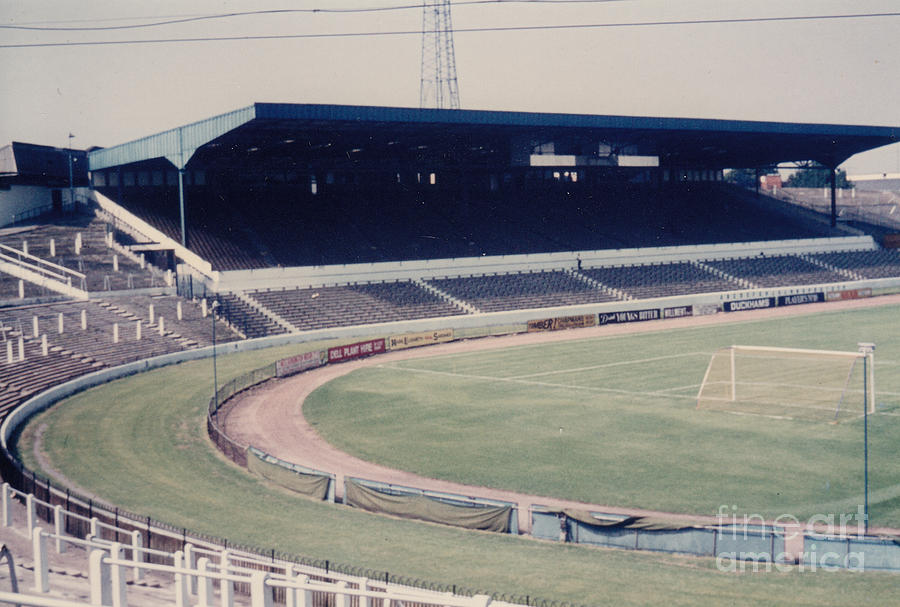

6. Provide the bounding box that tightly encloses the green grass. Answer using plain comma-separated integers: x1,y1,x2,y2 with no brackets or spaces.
14,305,900,606
306,305,900,524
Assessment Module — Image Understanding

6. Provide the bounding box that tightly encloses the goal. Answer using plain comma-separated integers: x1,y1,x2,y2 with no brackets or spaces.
696,345,875,421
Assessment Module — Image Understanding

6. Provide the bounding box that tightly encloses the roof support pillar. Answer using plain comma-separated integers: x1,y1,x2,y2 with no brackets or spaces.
829,166,837,228
174,126,188,248
178,167,187,247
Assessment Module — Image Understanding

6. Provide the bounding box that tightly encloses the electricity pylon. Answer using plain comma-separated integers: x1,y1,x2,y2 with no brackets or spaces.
419,0,460,109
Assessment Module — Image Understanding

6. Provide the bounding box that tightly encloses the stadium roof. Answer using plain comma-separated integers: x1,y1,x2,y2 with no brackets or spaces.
88,103,899,173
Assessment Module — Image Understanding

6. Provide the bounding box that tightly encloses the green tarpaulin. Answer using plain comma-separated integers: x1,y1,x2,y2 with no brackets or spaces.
247,448,330,501
345,480,511,533
558,509,710,531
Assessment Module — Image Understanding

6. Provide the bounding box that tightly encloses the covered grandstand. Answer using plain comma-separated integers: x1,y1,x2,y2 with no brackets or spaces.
76,103,900,336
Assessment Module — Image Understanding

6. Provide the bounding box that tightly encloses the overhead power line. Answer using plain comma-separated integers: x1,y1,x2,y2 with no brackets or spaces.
2,11,898,49
1,1,634,31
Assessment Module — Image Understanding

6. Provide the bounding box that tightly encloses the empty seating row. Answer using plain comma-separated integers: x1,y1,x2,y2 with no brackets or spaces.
247,281,466,332
810,249,900,279
702,255,849,288
427,271,620,313
581,262,738,300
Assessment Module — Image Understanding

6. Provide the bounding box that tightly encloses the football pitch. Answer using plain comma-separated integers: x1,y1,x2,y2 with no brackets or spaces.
305,305,900,524
15,303,900,605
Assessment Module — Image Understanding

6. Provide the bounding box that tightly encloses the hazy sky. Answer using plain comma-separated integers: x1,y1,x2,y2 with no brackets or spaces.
2,0,898,174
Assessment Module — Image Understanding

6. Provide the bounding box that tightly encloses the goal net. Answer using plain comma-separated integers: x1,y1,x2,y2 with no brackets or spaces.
696,345,875,421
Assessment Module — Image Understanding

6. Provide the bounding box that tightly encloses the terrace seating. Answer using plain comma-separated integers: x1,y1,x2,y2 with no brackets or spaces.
701,254,848,288
0,213,163,293
427,270,620,313
810,249,900,279
580,262,739,300
215,292,287,339
248,281,466,332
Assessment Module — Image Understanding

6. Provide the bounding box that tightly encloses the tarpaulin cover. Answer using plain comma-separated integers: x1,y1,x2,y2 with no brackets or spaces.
558,509,710,531
247,448,330,501
345,479,511,532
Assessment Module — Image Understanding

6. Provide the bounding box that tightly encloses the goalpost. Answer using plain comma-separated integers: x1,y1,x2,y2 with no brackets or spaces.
696,344,875,421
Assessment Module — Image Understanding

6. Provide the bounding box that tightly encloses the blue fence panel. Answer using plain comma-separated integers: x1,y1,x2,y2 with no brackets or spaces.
636,528,716,556
570,522,639,550
531,511,562,541
846,537,900,571
805,535,852,570
715,527,782,562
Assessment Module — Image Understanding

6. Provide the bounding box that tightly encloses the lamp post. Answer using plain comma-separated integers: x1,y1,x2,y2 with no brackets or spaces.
858,342,875,534
67,133,75,209
212,300,220,420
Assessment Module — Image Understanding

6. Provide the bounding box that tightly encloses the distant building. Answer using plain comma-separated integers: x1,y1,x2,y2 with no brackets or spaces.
0,141,88,227
759,173,782,191
848,173,900,192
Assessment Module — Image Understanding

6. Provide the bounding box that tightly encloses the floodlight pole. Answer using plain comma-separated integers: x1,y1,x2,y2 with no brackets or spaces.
212,300,219,420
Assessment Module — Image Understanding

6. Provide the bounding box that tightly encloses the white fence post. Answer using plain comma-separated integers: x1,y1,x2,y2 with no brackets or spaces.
54,504,67,554
110,542,128,607
174,550,189,607
219,550,234,607
6,341,12,364
90,517,99,540
18,336,25,362
50,238,56,257
250,571,273,607
158,317,165,336
177,301,183,320
32,527,49,594
197,557,214,607
113,323,119,344
336,581,351,607
296,574,312,607
131,530,144,583
32,315,39,338
81,309,87,330
58,313,64,334
135,321,141,341
148,304,155,325
75,232,82,255
41,334,48,357
25,493,36,533
113,254,119,272
18,279,24,299
89,548,112,606
1,483,11,527
201,299,208,318
184,543,197,595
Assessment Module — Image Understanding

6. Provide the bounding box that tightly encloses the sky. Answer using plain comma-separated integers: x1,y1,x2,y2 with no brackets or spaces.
1,0,899,175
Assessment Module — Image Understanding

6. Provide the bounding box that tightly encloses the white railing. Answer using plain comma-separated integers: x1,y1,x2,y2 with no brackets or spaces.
0,244,88,299
1,482,500,607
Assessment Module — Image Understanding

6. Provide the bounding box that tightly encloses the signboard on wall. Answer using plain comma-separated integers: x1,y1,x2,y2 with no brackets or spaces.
328,338,386,363
723,297,775,313
598,308,660,325
777,292,824,307
276,350,327,377
527,314,597,332
389,329,454,350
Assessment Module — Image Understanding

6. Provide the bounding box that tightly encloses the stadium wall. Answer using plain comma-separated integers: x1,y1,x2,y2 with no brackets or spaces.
209,236,876,293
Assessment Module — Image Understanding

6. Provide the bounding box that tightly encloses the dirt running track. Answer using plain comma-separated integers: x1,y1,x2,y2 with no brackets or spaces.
221,294,900,534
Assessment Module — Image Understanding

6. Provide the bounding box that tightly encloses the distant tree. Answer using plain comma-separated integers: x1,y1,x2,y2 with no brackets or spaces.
785,168,854,189
724,168,758,189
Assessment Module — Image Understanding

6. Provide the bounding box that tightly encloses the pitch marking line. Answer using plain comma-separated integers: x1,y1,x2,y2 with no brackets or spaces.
375,363,699,402
506,351,711,380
